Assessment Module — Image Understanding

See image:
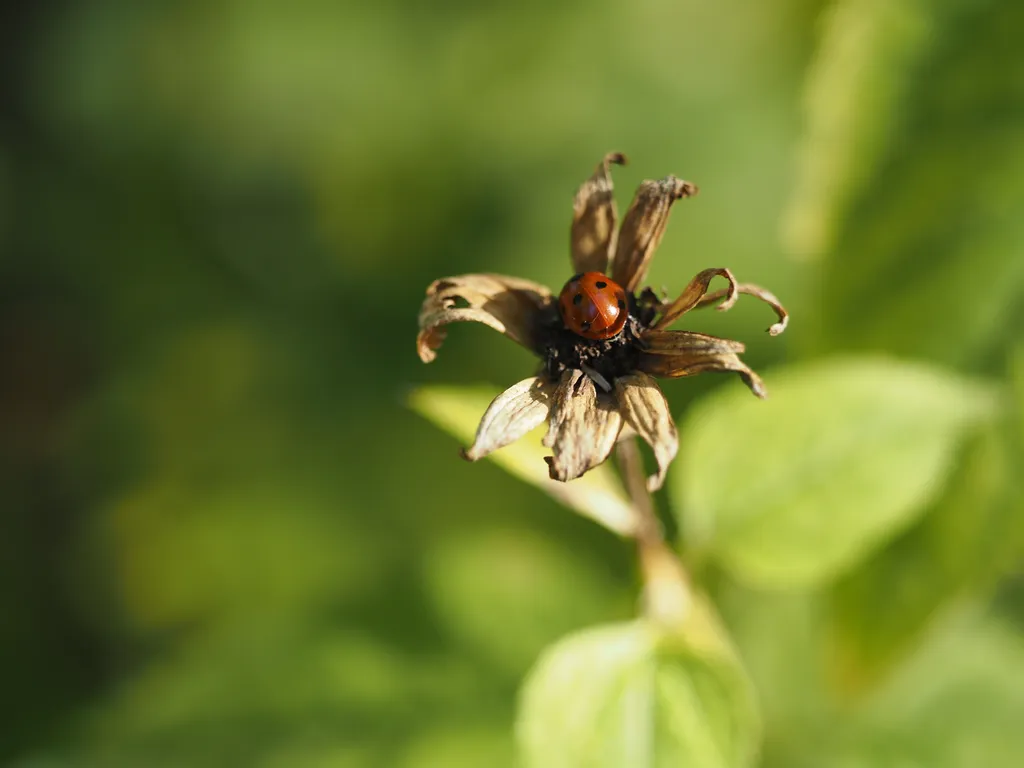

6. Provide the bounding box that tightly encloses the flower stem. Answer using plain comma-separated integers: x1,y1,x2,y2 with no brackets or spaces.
616,439,692,625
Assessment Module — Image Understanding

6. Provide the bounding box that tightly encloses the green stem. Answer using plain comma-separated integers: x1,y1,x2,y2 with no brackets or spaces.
616,439,692,625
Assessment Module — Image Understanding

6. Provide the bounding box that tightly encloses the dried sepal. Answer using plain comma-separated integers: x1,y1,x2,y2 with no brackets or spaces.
614,372,678,492
417,274,553,363
462,377,555,461
611,176,699,293
571,152,627,275
694,282,790,336
652,268,738,330
638,331,767,398
544,369,623,482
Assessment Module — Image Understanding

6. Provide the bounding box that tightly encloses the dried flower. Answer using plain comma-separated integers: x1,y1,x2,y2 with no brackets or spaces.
417,153,787,489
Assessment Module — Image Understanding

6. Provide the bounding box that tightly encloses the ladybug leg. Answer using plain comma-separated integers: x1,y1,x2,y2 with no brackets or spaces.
580,363,612,393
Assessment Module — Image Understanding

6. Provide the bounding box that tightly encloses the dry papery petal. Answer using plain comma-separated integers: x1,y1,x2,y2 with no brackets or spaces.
652,268,738,330
694,282,790,336
571,152,627,275
611,176,698,293
462,377,555,461
614,372,678,492
417,274,552,363
544,369,623,482
639,331,766,398
640,329,746,356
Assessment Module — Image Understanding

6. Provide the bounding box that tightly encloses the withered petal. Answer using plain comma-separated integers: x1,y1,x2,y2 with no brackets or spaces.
462,377,556,462
641,329,746,355
611,176,698,293
544,369,623,482
652,268,738,330
417,274,553,363
693,282,789,336
614,373,678,492
571,152,627,275
638,331,767,399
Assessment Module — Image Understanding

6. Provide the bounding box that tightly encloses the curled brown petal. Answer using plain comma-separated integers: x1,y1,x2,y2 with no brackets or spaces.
611,176,699,293
417,274,553,363
641,329,746,356
543,369,623,482
652,268,738,330
614,373,678,492
462,377,556,461
693,283,789,336
638,331,767,399
571,152,627,275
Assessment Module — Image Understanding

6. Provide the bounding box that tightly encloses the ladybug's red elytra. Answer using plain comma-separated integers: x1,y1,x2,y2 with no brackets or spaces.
558,272,629,341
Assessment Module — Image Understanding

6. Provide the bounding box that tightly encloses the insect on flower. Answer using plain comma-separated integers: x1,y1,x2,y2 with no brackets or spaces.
558,272,630,340
416,153,787,489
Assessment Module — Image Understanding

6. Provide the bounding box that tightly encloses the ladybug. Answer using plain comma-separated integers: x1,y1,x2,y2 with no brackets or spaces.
558,272,629,340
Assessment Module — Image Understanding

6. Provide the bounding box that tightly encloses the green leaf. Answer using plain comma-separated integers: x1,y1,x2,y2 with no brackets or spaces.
777,614,1024,767
106,479,378,630
715,585,829,740
410,385,636,536
1013,345,1024,447
786,0,1024,366
827,424,1024,692
782,0,938,260
517,608,760,768
422,528,630,674
673,357,997,588
398,724,514,768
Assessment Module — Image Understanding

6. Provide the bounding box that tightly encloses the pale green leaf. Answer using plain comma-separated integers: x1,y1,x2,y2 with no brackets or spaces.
715,586,829,739
674,357,997,588
410,385,636,537
776,614,1024,767
517,609,759,768
827,424,1024,692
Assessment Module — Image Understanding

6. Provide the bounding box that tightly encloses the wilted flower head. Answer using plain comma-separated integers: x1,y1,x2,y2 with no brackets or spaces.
417,153,787,489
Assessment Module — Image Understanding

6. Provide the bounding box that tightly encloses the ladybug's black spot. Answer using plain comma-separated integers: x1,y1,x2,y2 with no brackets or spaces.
580,320,592,331
573,293,583,306
617,298,626,311
595,281,607,289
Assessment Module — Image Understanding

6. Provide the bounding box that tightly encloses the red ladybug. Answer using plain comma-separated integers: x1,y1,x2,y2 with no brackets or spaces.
558,272,629,340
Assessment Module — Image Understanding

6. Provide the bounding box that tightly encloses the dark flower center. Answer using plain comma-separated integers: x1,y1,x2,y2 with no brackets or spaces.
540,290,659,386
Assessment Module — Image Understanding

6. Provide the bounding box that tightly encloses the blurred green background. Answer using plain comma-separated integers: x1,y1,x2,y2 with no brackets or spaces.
2,0,1024,765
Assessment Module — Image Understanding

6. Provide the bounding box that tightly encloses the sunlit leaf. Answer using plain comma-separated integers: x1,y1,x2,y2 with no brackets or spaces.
410,386,636,537
827,425,1024,692
673,357,997,588
517,608,759,768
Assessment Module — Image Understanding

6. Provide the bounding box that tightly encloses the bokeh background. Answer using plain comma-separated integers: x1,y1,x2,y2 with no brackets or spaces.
2,0,1023,765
